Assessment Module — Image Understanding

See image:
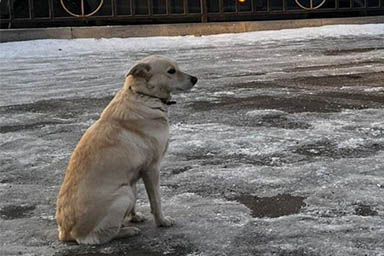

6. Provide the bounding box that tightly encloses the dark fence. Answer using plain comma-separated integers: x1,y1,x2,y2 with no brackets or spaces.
1,0,383,28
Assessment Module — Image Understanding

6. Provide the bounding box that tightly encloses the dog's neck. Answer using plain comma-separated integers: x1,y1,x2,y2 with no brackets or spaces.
127,86,176,106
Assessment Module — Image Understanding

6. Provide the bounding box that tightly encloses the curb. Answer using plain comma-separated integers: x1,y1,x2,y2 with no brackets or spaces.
1,16,384,43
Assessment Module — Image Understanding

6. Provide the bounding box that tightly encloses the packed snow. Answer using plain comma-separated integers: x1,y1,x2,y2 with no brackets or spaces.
0,23,384,256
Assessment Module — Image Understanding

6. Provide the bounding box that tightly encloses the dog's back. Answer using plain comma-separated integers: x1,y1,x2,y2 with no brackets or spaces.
56,120,116,242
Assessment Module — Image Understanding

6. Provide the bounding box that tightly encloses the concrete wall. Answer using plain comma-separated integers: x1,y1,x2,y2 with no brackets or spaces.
1,16,384,43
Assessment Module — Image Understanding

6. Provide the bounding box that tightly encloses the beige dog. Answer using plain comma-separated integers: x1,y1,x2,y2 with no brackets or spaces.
56,55,197,245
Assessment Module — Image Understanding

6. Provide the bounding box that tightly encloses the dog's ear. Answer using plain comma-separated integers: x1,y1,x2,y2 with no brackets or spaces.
126,63,151,80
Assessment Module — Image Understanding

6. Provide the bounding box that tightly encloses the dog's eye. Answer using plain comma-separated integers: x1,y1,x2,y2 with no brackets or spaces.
167,68,176,74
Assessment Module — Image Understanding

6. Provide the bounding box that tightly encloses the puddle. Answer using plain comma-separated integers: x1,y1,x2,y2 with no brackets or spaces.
189,91,380,114
241,114,311,129
354,204,378,217
234,194,306,218
0,121,65,133
286,59,384,72
0,96,112,119
0,204,36,220
323,47,384,55
294,139,384,159
56,243,196,256
58,251,163,256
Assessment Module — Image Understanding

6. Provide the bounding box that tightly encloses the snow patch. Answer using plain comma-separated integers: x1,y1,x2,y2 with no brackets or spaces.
337,138,366,149
1,24,384,60
364,87,384,92
246,109,287,117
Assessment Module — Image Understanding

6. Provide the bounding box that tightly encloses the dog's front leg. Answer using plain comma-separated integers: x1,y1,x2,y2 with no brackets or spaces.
142,169,174,227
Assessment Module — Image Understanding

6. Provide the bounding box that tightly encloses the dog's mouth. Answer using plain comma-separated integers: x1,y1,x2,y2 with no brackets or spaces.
173,82,196,94
190,75,198,85
164,83,196,105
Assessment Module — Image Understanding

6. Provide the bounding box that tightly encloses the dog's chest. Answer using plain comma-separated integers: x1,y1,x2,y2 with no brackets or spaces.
119,118,169,153
151,123,169,153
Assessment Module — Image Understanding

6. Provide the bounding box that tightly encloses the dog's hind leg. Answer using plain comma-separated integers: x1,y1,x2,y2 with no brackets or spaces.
76,186,139,244
123,183,145,225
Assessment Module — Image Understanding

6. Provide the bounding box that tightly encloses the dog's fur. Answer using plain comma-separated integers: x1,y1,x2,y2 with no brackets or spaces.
56,55,197,245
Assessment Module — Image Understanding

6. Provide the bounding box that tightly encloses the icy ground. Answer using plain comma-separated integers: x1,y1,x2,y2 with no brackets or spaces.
1,24,384,256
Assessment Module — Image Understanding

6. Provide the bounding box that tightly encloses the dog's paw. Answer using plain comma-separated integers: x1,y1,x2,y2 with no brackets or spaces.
123,212,146,226
117,227,141,238
130,212,146,223
156,216,175,227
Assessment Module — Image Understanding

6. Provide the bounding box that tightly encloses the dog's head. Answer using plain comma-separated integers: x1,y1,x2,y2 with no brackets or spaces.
126,55,198,102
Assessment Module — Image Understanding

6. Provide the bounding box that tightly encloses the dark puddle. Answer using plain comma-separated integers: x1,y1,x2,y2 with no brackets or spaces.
288,72,384,89
58,251,163,256
354,204,378,217
0,204,36,220
172,149,300,167
286,59,384,72
0,96,113,119
56,241,196,256
234,194,306,218
0,120,66,133
321,91,384,105
231,71,384,90
189,91,380,114
323,47,384,56
294,139,384,159
238,113,311,129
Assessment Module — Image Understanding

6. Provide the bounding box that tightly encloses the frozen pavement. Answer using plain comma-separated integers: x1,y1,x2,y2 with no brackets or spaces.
1,24,384,256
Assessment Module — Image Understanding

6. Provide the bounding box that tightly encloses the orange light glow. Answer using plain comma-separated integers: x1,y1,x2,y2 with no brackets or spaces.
238,0,246,2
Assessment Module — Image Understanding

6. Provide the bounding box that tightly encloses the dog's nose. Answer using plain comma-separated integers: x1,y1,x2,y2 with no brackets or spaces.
190,76,198,85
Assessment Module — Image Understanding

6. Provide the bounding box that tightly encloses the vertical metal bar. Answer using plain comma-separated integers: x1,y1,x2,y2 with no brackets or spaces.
81,0,85,16
49,0,54,20
49,0,56,20
235,0,239,13
283,0,287,11
29,0,34,19
111,0,116,17
8,0,13,28
148,0,152,15
267,0,271,12
251,0,256,13
131,0,135,15
219,0,224,13
183,0,187,14
8,0,13,19
201,0,207,22
166,0,170,15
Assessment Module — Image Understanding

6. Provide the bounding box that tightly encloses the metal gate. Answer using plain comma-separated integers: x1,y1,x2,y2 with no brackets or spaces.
1,0,383,28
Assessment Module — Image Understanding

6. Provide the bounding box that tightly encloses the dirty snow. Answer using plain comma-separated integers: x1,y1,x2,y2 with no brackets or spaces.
1,23,384,256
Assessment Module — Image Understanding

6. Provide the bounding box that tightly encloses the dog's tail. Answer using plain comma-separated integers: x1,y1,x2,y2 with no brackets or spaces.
58,225,75,242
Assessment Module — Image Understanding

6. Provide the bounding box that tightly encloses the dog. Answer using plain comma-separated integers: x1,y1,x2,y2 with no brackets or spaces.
56,55,198,245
